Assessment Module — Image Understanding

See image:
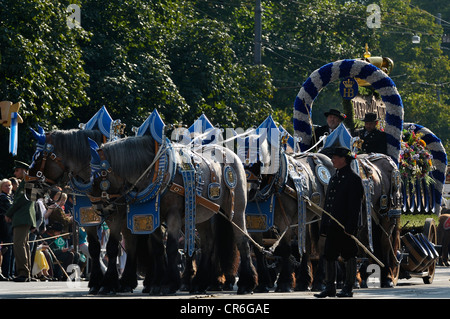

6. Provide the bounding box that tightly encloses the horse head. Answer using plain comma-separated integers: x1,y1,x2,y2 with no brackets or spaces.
25,126,65,200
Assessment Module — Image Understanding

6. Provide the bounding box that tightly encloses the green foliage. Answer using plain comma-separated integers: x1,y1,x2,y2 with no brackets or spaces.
401,214,439,233
0,0,449,177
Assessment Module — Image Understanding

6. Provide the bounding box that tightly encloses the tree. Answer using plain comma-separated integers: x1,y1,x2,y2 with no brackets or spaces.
0,0,89,177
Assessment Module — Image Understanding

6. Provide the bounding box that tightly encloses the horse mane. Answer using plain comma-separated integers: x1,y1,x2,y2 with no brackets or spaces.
101,135,156,180
51,129,104,165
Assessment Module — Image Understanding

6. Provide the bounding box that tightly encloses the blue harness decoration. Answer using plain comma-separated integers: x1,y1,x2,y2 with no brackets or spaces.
126,139,176,235
245,195,276,232
287,157,307,256
72,194,103,227
178,150,197,257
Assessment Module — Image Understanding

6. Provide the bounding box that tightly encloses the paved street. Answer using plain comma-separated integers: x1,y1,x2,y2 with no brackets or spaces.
0,266,449,299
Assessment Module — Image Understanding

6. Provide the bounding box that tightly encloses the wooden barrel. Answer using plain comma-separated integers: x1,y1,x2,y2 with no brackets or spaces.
401,232,429,272
414,233,435,272
417,233,439,270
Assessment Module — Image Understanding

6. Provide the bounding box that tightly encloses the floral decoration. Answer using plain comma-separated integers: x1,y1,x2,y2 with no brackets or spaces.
399,125,434,185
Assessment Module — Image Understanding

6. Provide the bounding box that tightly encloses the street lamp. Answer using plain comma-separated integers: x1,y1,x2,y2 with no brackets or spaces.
412,35,421,44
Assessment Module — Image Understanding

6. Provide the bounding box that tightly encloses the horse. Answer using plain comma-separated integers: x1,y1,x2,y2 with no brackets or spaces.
352,153,403,288
87,132,258,294
240,127,335,292
26,127,142,294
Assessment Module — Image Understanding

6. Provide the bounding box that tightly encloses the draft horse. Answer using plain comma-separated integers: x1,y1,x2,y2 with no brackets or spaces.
242,131,335,292
26,127,138,294
88,133,258,294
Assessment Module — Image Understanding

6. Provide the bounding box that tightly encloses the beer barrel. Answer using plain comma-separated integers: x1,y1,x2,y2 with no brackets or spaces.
413,233,435,272
401,232,429,272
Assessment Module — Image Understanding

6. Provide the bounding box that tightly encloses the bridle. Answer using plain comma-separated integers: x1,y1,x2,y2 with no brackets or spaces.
24,134,66,186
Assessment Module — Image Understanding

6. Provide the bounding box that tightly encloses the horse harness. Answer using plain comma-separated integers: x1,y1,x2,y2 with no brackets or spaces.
25,134,67,186
354,153,402,252
245,152,330,255
88,139,237,257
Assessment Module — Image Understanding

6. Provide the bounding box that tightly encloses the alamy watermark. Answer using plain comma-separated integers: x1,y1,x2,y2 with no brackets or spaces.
67,4,81,29
367,4,381,29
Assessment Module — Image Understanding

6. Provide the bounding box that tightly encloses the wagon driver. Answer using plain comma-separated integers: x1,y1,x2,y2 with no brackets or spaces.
355,112,387,155
314,146,364,298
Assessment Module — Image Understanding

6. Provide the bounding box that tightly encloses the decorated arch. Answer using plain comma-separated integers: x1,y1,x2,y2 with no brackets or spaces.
402,122,448,214
293,59,404,165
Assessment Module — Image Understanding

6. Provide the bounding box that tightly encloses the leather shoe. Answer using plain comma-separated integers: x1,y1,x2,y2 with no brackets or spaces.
314,288,336,298
336,287,353,297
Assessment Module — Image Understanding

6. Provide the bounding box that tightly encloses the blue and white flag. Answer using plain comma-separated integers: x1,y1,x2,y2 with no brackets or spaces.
9,112,19,156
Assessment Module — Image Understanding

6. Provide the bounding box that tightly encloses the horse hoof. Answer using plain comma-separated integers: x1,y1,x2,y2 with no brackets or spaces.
161,286,177,295
254,285,270,293
275,285,292,293
179,284,191,292
118,286,133,293
221,283,234,291
88,287,99,295
98,287,116,295
381,280,394,288
237,287,254,295
149,286,161,295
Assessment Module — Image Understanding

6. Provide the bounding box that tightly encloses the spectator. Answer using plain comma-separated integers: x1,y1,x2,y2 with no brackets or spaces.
9,177,19,196
45,191,71,233
0,179,14,280
41,222,82,281
32,243,51,281
5,161,37,282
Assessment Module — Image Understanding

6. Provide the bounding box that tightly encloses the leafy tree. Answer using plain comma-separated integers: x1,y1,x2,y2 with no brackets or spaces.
72,0,189,129
0,0,89,177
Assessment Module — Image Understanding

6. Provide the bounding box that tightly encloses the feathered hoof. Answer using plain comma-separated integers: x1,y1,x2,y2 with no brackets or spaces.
253,285,270,293
118,285,133,293
221,282,235,291
237,286,254,295
88,286,99,295
161,286,178,296
149,286,161,295
98,286,116,295
275,283,292,293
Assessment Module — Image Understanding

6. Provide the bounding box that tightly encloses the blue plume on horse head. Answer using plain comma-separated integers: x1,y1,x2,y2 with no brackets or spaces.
30,125,46,144
88,137,101,174
30,125,46,150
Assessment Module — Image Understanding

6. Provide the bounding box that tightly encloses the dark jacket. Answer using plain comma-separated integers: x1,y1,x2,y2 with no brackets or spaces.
357,128,387,155
320,164,363,236
5,181,36,229
314,125,331,140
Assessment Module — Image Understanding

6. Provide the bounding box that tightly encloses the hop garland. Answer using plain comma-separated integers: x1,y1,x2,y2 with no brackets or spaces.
399,125,435,185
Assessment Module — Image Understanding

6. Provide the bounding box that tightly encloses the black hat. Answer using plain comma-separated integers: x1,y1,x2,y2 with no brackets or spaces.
362,112,379,122
324,108,346,121
13,160,29,170
330,146,355,160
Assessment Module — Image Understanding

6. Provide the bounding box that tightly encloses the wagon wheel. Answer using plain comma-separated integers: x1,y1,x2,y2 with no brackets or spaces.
390,218,402,286
422,218,437,284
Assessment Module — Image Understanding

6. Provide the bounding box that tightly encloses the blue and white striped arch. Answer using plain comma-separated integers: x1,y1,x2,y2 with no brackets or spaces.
404,122,448,214
294,59,404,166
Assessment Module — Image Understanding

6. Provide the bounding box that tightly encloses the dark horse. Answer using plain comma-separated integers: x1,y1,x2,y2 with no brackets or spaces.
87,133,258,294
353,153,403,288
26,127,139,294
241,130,335,292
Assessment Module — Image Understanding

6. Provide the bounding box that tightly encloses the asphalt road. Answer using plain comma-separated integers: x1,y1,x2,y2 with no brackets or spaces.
0,266,449,300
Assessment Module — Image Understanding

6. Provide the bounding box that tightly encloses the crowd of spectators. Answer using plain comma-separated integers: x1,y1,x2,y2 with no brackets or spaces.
0,160,110,282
